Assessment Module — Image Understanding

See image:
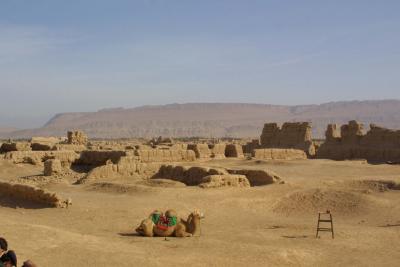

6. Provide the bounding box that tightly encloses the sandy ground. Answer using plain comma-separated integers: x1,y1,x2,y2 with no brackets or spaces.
1,158,400,266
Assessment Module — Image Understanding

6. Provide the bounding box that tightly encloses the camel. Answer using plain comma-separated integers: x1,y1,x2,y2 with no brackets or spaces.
135,209,204,237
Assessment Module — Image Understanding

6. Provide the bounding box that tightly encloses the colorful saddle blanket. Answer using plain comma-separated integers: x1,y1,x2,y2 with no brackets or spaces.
152,213,177,231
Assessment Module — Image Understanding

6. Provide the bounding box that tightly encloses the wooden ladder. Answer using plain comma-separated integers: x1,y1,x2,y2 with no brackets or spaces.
316,211,334,239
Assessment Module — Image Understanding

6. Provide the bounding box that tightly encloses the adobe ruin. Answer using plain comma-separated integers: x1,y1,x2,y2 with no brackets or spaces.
260,122,315,157
316,120,400,162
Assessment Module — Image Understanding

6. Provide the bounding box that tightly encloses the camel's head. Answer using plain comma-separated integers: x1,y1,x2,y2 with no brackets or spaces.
191,209,205,219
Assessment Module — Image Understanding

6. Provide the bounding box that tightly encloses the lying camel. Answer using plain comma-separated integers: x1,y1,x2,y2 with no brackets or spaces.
136,209,204,237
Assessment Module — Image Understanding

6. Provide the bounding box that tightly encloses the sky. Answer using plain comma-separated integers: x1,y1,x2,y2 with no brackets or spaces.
0,0,399,128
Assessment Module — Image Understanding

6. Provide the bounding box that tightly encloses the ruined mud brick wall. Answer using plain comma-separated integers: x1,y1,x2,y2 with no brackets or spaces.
149,136,174,146
79,156,158,183
253,148,307,160
0,182,67,208
0,142,31,153
227,169,282,186
209,144,226,159
187,144,212,159
243,139,260,155
80,149,196,183
68,131,88,145
31,143,54,151
169,143,188,150
3,151,79,166
53,144,87,152
155,164,284,187
325,124,341,143
77,150,127,166
225,144,244,158
155,165,229,185
134,149,196,163
316,121,400,162
260,122,315,156
44,159,63,176
31,137,61,151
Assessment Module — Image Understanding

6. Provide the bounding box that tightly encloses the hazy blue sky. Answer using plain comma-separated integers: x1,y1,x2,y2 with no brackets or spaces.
1,0,399,128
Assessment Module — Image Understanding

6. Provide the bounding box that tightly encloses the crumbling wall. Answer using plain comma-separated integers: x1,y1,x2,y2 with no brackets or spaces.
227,169,282,186
325,124,341,143
31,137,60,151
253,148,307,160
0,182,68,208
209,144,226,159
243,139,260,155
260,122,315,156
188,144,212,159
154,164,284,187
53,144,87,152
169,143,188,150
77,150,127,166
68,131,88,145
31,143,54,151
149,136,174,146
225,144,244,158
135,149,196,163
78,156,159,183
44,159,63,176
76,149,196,183
3,151,79,166
317,121,400,162
154,165,228,186
341,120,364,145
0,142,31,153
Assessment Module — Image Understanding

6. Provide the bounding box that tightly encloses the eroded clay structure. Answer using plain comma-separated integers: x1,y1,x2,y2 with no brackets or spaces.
259,122,315,156
316,120,400,162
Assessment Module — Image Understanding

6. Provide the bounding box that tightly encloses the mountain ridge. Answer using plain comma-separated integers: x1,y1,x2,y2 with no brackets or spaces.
2,100,400,139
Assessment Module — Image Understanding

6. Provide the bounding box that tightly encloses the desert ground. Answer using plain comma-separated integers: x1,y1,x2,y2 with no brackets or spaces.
1,157,399,267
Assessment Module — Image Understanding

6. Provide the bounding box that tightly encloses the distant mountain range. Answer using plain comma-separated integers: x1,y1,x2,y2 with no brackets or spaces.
2,100,400,139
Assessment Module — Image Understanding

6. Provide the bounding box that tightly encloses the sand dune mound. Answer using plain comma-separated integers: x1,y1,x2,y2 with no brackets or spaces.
347,180,400,192
273,188,367,216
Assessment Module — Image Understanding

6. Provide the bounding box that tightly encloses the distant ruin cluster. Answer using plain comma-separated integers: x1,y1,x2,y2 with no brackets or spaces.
253,120,400,163
317,120,400,162
0,120,399,207
0,117,399,211
1,121,400,167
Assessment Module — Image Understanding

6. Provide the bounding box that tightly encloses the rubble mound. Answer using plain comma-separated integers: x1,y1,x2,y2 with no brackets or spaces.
199,175,250,188
154,164,283,187
273,188,368,216
0,181,69,208
347,179,400,192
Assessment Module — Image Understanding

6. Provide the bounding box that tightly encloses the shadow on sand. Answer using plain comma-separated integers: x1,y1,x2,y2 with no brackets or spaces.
0,196,51,209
